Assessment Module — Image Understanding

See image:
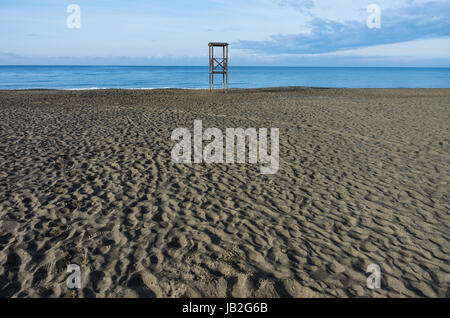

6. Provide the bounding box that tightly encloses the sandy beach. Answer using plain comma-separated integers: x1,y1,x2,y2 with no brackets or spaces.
0,87,448,298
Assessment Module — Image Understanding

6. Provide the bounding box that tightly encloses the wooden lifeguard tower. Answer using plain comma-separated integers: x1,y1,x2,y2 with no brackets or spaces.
209,42,229,91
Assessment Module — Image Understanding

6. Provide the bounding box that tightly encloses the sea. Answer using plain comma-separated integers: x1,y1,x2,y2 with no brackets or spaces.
0,66,449,90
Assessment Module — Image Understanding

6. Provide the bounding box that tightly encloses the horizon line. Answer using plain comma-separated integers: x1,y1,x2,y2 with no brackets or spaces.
1,65,450,69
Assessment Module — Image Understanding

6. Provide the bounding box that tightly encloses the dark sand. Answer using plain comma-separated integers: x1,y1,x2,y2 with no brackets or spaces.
0,88,448,297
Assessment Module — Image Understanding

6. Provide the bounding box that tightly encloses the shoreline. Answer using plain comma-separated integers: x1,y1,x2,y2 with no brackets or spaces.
1,86,450,93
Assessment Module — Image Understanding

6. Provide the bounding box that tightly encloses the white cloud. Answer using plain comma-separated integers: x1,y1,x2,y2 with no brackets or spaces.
334,37,450,59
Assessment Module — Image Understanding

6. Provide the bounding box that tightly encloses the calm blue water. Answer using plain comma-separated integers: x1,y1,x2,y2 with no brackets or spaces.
0,66,449,89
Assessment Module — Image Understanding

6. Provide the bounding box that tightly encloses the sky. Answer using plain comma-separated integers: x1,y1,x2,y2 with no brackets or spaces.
0,0,449,66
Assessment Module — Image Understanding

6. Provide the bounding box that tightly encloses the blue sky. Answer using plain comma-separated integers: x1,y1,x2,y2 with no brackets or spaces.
1,0,449,66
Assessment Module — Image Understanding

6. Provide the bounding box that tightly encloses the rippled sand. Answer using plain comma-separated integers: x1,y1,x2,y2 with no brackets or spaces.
0,88,448,297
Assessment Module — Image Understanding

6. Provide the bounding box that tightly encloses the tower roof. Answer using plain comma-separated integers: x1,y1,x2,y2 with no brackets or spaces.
208,42,229,47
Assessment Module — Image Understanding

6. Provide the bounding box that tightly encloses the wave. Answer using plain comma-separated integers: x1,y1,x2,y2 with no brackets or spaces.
61,87,207,91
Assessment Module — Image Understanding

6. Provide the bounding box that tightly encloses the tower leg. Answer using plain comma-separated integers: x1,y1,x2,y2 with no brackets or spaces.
209,46,212,92
226,45,229,91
